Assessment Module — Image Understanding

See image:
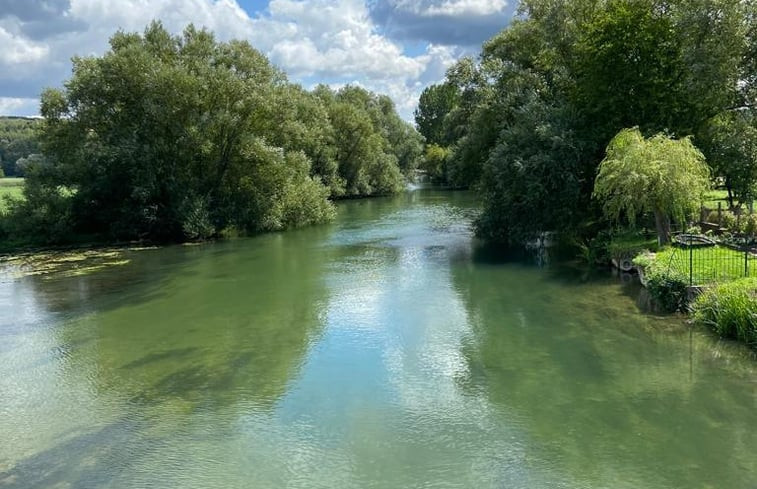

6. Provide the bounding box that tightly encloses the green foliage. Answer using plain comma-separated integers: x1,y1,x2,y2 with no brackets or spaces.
721,211,737,230
1,166,75,245
593,128,710,243
606,231,659,257
698,111,757,208
693,278,757,347
414,82,459,146
421,144,451,183
475,80,585,244
634,251,689,312
743,214,757,236
0,178,24,213
420,0,752,248
645,266,690,313
315,85,409,197
1,23,417,248
0,117,41,177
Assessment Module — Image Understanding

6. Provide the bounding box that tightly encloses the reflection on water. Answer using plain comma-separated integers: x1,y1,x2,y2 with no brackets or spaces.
1,189,756,488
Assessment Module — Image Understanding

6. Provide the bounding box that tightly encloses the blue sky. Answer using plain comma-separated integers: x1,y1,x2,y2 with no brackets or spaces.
0,0,518,120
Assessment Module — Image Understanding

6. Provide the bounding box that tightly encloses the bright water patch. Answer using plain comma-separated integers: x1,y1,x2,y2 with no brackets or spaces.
1,189,756,488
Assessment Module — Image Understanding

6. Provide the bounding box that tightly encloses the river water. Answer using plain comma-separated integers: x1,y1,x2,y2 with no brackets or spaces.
1,189,756,488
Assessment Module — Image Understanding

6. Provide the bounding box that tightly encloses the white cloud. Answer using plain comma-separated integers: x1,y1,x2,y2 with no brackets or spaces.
0,97,40,116
0,25,48,65
0,0,468,120
396,0,509,17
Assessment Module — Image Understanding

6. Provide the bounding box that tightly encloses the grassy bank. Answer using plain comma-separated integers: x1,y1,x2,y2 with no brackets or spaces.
633,245,757,349
692,278,757,348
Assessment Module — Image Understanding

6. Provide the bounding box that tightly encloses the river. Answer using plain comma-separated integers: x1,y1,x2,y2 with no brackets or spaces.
1,188,756,488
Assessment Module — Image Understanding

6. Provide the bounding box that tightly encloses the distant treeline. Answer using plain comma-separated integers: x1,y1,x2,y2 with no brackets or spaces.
414,0,757,246
0,117,41,177
0,22,423,248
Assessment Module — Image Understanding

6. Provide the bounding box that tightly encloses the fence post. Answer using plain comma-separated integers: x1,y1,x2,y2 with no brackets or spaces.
746,247,750,278
718,201,722,226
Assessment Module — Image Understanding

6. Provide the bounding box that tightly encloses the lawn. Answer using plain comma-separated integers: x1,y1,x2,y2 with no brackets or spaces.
607,231,659,256
654,245,756,284
704,189,754,209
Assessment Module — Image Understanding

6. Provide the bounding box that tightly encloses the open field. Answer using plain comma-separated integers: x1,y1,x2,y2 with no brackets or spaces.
0,178,24,212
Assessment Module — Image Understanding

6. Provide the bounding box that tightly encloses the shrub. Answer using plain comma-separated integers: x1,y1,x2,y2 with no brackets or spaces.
692,278,757,347
634,251,689,312
645,265,689,312
743,213,757,236
721,211,737,230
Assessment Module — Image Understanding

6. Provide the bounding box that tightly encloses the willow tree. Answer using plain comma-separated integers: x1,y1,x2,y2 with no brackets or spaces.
593,128,710,244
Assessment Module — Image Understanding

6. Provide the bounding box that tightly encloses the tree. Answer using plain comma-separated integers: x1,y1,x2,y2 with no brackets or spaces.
30,22,335,242
414,83,459,146
426,0,752,247
0,117,41,177
593,128,710,244
421,144,451,183
315,85,407,196
698,111,757,209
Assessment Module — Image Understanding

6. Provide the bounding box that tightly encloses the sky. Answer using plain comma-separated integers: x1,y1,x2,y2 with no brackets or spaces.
0,0,518,121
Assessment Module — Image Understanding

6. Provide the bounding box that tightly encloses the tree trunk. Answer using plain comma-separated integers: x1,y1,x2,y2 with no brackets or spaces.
654,209,671,245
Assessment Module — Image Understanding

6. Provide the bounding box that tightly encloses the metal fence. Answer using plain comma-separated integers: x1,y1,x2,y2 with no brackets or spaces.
664,237,756,286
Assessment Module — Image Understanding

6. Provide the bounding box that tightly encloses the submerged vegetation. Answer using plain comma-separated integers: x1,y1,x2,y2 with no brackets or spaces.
0,22,422,249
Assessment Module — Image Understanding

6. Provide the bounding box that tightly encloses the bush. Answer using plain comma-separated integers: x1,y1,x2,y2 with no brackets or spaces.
645,265,689,312
634,251,689,312
741,213,757,236
692,278,757,347
721,211,737,230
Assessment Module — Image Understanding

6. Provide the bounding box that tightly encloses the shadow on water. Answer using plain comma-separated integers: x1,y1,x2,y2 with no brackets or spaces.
0,224,338,486
450,251,757,489
0,418,153,489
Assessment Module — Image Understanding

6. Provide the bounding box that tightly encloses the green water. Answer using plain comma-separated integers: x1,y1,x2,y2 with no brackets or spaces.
1,189,756,488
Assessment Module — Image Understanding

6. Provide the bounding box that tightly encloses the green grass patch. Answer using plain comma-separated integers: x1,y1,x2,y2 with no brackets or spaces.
703,189,754,209
0,178,24,213
0,177,24,187
692,278,757,348
703,189,729,208
607,230,658,256
649,246,756,285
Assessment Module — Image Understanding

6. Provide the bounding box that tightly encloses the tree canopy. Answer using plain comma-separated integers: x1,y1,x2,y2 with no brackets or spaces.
593,128,710,244
0,117,41,177
413,0,756,246
2,22,421,245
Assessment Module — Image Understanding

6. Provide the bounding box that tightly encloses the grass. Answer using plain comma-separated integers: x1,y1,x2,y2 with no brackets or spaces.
607,230,658,256
651,245,756,285
0,177,24,212
692,278,757,348
703,189,754,209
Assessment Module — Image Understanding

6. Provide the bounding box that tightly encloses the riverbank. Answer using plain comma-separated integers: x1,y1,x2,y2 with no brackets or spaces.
3,188,757,488
625,241,757,351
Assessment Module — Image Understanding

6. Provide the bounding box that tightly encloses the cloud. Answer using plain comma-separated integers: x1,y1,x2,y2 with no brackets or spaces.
0,0,87,40
367,0,517,47
0,0,478,120
0,97,40,116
